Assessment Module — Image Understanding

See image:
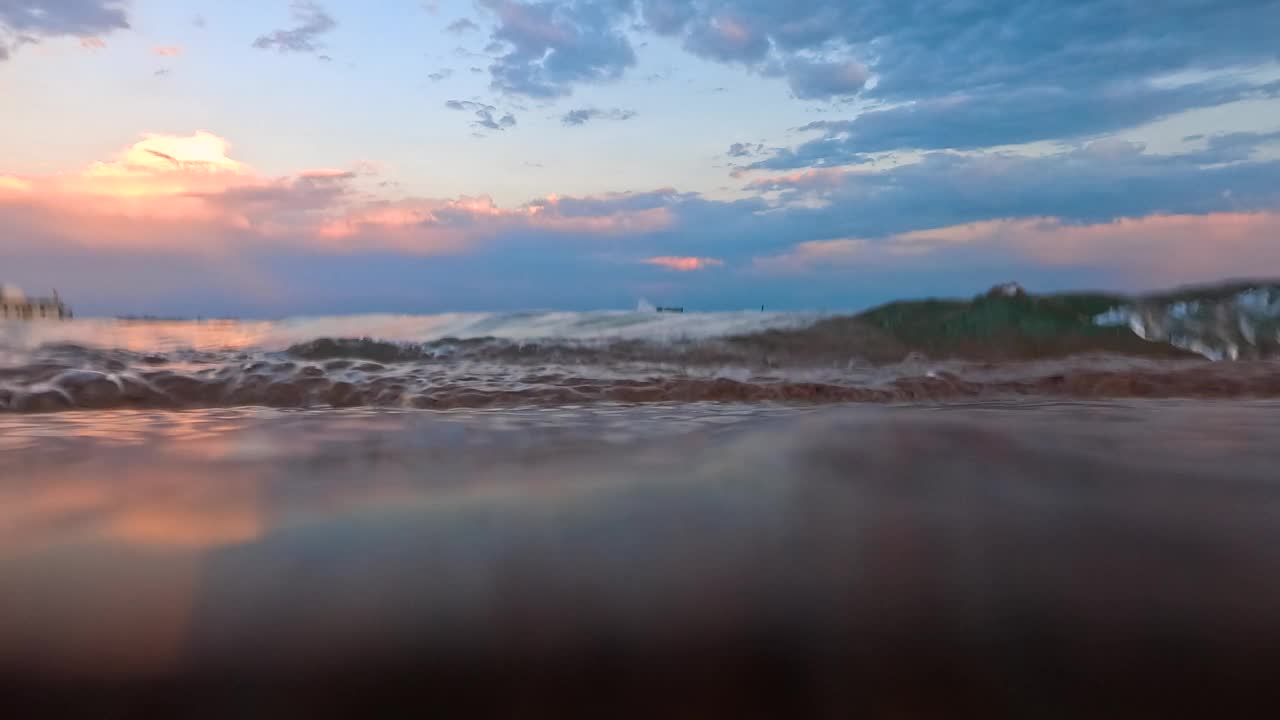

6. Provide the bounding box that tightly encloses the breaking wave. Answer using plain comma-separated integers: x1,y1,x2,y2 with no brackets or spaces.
3,281,1279,412
1095,284,1280,360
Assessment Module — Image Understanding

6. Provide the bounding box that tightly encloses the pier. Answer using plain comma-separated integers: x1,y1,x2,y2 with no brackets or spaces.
0,285,73,320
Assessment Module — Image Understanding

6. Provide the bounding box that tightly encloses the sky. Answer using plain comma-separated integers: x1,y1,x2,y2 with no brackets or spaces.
2,0,1279,317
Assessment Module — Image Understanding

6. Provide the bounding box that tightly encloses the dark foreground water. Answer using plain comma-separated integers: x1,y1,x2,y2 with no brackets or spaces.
3,401,1280,717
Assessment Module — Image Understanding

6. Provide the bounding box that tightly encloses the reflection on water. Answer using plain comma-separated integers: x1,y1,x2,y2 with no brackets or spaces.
0,318,279,355
3,401,1280,716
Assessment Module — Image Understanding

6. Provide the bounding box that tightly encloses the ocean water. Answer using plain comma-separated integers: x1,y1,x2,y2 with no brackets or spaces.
3,309,1280,716
3,307,1279,412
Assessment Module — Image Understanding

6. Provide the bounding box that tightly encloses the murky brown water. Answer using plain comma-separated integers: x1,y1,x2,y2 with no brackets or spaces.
3,401,1280,717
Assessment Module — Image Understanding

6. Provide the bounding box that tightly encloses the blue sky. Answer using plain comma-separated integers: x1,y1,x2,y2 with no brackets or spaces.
2,0,1279,316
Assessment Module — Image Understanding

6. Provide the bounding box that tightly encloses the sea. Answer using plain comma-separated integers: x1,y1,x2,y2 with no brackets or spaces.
3,302,1280,716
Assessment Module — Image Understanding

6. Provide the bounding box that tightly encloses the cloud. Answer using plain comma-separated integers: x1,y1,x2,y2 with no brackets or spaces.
453,1,1280,145
0,131,674,265
638,1,1280,160
756,212,1280,288
428,68,454,81
644,256,724,271
523,187,684,217
1182,130,1280,165
316,192,672,252
478,0,637,98
445,99,517,131
639,0,694,34
727,142,764,158
5,128,1280,313
741,141,1280,236
783,59,869,101
683,13,770,64
111,134,1270,296
153,45,182,57
80,36,105,50
560,107,637,126
446,18,480,34
1,0,129,60
251,1,336,54
753,238,871,273
743,166,851,192
1,131,263,235
642,1,1278,95
751,81,1280,170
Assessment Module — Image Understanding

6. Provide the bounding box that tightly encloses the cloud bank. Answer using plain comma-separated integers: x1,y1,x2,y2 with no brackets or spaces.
5,127,1278,313
0,131,674,259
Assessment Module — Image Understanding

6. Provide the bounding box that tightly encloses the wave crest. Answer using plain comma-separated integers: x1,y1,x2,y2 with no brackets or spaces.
3,346,1280,413
4,280,1280,412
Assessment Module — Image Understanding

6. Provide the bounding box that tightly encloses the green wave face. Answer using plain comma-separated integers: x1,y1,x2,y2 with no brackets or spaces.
850,281,1280,361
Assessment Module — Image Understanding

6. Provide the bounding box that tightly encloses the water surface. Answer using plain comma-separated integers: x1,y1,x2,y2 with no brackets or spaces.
3,401,1279,716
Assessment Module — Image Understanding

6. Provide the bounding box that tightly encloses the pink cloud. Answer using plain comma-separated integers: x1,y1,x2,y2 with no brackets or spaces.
313,193,673,253
713,16,752,44
743,167,855,190
753,238,871,273
755,212,1280,285
0,131,675,257
1008,213,1280,284
80,37,106,50
644,256,725,271
152,45,183,57
297,168,353,179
